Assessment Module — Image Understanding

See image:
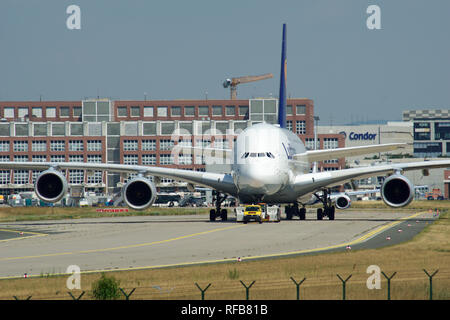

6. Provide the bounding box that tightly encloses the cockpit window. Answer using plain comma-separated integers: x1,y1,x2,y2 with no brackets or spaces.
266,152,275,158
257,153,265,157
250,153,257,157
241,152,249,159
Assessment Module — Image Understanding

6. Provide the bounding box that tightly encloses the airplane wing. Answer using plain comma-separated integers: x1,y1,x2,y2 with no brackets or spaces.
294,159,450,192
0,162,238,195
293,143,407,163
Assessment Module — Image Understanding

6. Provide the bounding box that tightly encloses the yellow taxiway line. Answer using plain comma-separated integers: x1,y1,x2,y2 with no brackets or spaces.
0,228,48,243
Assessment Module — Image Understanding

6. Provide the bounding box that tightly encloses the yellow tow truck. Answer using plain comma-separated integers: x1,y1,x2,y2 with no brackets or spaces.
236,203,281,224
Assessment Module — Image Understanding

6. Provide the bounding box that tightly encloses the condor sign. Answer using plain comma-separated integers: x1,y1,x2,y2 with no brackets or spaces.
340,131,377,141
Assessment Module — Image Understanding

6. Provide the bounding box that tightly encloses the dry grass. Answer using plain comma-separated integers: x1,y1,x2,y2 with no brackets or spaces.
0,206,449,300
0,206,210,222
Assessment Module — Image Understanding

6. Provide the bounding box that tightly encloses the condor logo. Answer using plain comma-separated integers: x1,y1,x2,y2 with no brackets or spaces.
349,132,377,141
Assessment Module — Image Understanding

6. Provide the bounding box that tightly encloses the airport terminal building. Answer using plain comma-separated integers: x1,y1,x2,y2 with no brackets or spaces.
0,98,344,196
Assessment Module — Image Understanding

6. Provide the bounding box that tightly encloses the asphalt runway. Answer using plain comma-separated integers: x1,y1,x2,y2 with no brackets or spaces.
0,210,437,279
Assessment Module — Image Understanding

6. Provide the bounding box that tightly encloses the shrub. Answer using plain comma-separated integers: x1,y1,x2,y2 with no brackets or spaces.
91,273,121,300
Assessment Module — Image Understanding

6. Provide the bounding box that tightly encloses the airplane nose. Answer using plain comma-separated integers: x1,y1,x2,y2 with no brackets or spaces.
236,165,287,195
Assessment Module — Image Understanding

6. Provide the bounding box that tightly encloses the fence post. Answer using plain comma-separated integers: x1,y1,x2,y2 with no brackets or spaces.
290,277,306,300
119,288,136,300
423,269,439,300
13,296,32,300
381,272,396,300
195,283,211,300
68,291,85,300
240,280,255,300
336,274,352,300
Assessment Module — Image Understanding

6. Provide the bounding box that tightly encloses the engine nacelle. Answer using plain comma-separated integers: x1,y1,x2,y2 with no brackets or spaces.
122,177,157,210
334,194,351,210
381,174,414,208
35,169,68,203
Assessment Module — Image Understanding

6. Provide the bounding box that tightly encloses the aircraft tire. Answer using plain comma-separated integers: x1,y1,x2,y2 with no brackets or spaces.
329,206,335,220
317,208,323,220
299,208,306,220
220,209,228,221
209,209,216,221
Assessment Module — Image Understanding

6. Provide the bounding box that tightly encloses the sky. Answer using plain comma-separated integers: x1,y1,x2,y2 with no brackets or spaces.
1,0,449,125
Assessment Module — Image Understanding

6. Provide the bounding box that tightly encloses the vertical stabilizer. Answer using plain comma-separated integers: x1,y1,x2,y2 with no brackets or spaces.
278,23,287,128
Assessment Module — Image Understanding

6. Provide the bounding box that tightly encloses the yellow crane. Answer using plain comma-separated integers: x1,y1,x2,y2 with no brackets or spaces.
223,73,273,100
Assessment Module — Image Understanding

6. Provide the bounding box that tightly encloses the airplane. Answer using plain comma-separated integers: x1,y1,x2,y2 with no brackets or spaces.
1,24,450,223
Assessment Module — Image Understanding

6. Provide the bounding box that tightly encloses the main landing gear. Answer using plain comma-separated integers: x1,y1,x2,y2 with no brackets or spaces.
314,188,335,221
285,203,306,220
209,191,228,222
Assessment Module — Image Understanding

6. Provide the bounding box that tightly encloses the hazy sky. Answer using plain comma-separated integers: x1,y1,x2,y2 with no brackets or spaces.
1,0,449,124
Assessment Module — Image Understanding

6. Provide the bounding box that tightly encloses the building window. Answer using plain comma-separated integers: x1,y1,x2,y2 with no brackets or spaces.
295,121,306,134
0,141,9,152
87,140,102,151
18,107,28,118
159,154,174,165
69,170,84,184
123,140,138,151
144,106,154,117
32,141,47,152
239,105,249,117
87,171,102,184
73,107,82,117
286,105,293,115
13,141,28,152
124,154,138,165
0,170,10,184
212,106,222,116
14,155,29,162
157,106,168,117
226,106,235,116
50,155,65,162
198,106,209,116
46,107,56,118
69,140,84,151
323,138,338,149
159,139,175,151
32,155,46,162
142,154,156,165
184,106,195,117
171,106,181,117
32,107,43,118
177,154,192,165
69,155,84,162
87,154,102,163
414,122,431,140
50,140,65,151
14,170,29,184
287,120,293,131
60,107,70,117
117,107,127,117
296,105,306,115
0,156,10,162
142,139,156,151
130,106,140,117
4,107,14,118
305,138,320,150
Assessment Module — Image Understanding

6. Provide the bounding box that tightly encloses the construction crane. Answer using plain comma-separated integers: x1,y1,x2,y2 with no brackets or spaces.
223,73,273,100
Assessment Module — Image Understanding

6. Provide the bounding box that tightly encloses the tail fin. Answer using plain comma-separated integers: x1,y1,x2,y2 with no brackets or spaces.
278,23,287,128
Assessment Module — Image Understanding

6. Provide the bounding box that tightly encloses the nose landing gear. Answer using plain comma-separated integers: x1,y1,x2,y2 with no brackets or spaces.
209,191,228,222
285,203,306,220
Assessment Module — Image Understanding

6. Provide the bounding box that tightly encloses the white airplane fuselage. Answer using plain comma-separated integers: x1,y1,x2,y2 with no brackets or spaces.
231,122,308,204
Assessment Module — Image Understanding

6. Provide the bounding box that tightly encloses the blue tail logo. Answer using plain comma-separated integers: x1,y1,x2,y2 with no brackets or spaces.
278,23,287,128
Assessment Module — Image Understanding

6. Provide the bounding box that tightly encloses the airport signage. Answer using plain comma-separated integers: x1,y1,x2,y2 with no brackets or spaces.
340,131,377,141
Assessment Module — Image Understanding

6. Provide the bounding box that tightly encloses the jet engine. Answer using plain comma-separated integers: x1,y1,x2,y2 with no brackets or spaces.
122,177,157,210
334,194,351,210
381,174,414,208
35,169,68,203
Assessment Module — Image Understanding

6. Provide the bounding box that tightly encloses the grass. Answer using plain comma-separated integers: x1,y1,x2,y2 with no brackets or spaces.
0,202,448,300
0,206,210,222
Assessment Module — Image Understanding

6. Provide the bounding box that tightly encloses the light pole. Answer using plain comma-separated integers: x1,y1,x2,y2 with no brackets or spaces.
314,116,320,150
